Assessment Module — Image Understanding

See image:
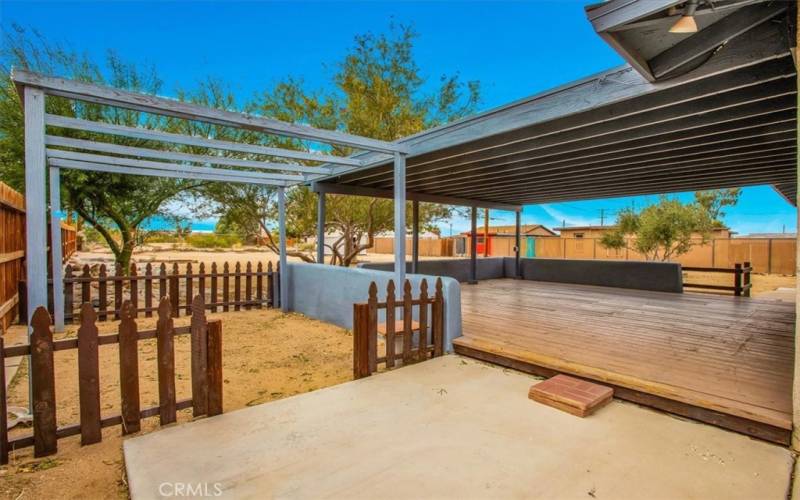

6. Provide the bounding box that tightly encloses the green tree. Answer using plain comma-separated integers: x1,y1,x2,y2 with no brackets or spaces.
0,26,201,272
599,196,714,261
206,24,479,264
694,188,741,226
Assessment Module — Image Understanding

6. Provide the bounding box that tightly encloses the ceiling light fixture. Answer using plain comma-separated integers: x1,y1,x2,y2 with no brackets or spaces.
669,0,700,33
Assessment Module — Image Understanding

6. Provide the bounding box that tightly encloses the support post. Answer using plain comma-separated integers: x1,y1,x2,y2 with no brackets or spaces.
515,210,522,279
393,152,406,286
49,167,65,332
411,200,419,274
316,191,325,264
24,87,48,327
469,206,477,284
277,187,288,312
483,208,489,257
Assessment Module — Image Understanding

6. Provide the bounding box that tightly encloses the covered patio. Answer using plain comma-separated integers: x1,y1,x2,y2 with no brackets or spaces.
314,0,798,444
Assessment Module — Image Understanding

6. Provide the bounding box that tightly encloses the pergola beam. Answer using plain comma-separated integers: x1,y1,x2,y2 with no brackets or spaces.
406,122,796,192
433,137,797,196
356,75,796,188
451,154,797,198
43,114,359,169
497,168,797,204
45,135,336,176
48,158,290,186
15,69,407,154
311,181,521,212
46,149,297,184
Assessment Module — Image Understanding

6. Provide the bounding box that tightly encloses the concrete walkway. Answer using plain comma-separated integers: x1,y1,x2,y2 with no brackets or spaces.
124,355,792,500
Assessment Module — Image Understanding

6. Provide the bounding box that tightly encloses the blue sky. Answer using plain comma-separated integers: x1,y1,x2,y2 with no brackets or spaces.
2,0,795,235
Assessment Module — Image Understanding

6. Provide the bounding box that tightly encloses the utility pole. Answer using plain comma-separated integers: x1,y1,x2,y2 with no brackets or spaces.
600,209,605,227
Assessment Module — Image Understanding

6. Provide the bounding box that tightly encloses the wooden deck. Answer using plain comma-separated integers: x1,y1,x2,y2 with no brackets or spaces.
453,279,795,444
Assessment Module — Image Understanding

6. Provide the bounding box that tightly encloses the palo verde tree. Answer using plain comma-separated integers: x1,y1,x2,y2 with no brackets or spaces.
0,26,201,272
204,23,480,265
599,195,718,261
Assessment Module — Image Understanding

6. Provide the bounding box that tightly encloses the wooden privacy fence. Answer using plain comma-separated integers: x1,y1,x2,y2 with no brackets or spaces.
56,261,279,324
353,278,444,378
0,294,222,464
1,181,78,331
683,262,753,297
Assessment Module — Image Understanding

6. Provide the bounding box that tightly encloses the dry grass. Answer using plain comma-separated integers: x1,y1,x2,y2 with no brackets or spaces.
0,309,353,499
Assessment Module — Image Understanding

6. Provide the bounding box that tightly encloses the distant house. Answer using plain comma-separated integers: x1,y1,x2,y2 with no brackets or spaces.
459,224,556,256
556,225,734,240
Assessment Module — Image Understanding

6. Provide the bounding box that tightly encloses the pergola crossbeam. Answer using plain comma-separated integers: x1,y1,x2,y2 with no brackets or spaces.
43,115,359,170
15,69,407,154
46,150,298,183
48,158,291,186
45,136,331,178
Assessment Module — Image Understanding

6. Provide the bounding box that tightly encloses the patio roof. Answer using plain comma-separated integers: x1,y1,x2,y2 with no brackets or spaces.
316,8,797,209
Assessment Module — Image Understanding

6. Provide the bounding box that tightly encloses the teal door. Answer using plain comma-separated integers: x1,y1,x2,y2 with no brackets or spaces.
526,236,535,257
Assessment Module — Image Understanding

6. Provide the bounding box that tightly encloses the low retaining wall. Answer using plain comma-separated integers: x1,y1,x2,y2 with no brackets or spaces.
361,257,682,293
285,263,462,351
358,258,506,282
506,258,683,293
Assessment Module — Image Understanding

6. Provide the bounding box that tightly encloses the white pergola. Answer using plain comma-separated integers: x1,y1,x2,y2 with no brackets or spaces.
13,69,410,329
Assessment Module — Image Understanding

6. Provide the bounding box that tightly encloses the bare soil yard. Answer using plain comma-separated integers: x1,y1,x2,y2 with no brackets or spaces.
0,309,353,499
683,271,795,297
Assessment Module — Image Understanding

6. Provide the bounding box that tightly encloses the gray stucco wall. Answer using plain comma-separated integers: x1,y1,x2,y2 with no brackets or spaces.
285,263,462,351
359,258,506,282
508,258,683,292
360,257,681,292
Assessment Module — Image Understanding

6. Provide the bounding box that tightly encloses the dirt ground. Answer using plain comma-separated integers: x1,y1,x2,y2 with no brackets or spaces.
0,309,353,500
683,270,795,297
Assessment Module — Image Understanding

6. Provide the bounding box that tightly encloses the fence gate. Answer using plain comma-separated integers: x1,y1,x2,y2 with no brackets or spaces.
353,278,444,378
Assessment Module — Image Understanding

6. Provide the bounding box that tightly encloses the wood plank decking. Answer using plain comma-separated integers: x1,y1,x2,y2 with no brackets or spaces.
453,279,795,444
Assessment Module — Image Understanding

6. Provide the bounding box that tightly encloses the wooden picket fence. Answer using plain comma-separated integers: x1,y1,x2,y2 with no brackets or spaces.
56,261,279,323
0,294,223,464
353,278,444,378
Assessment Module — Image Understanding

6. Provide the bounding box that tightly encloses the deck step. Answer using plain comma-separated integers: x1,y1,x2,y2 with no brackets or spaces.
528,374,613,417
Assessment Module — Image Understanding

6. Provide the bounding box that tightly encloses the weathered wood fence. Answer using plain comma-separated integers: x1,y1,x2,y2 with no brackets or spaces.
1,181,77,331
54,261,279,324
353,278,444,378
0,294,222,463
683,262,753,297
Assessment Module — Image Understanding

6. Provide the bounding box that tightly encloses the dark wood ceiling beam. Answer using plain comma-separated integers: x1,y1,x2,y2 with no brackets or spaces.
412,132,796,193
649,2,788,80
445,153,796,199
490,168,797,205
404,122,795,192
358,75,797,188
333,56,795,185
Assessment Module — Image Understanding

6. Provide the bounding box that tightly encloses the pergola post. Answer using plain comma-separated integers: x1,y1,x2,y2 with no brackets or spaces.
278,187,288,312
393,152,407,286
515,210,522,279
24,87,48,327
469,206,477,284
49,166,65,332
411,200,419,274
316,192,325,264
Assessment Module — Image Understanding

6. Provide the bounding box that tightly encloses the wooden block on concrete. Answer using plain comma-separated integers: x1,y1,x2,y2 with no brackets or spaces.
528,374,613,417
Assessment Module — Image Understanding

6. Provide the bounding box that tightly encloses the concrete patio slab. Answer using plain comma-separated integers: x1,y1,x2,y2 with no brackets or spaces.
124,355,792,500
